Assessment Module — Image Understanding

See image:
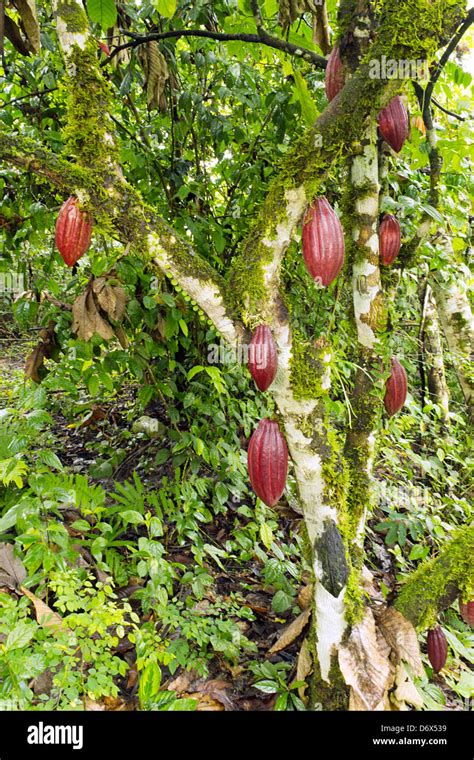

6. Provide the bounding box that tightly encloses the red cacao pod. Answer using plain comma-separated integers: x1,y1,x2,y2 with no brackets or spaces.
325,46,344,102
427,626,448,673
247,418,288,507
302,197,345,287
248,325,278,392
377,96,409,153
384,357,407,416
460,600,474,627
379,214,401,266
55,196,93,267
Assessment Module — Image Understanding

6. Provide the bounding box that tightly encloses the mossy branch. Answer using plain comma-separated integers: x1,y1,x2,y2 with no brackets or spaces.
0,130,242,344
395,523,474,630
229,0,465,324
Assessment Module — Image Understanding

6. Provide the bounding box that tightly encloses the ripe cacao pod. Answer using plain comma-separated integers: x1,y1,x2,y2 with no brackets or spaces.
55,196,93,267
377,96,409,153
384,357,407,416
302,197,345,287
379,214,401,266
460,600,474,627
248,325,278,392
247,418,288,507
427,626,448,673
325,46,344,102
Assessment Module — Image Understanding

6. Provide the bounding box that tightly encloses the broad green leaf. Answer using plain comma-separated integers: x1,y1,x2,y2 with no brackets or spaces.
86,0,117,29
151,0,177,18
5,624,35,651
292,68,318,126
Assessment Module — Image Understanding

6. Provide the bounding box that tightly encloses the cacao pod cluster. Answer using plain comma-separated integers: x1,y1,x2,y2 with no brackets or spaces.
379,214,401,266
377,95,409,153
427,625,448,673
246,327,288,507
55,196,93,267
247,418,288,507
302,197,345,287
384,357,407,417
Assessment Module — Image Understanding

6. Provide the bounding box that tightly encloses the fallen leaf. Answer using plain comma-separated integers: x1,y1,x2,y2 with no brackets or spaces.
376,607,425,677
0,543,27,589
20,586,65,632
85,698,106,711
338,609,391,711
297,584,313,610
349,688,391,711
268,608,311,654
187,693,224,711
392,663,424,710
295,638,312,702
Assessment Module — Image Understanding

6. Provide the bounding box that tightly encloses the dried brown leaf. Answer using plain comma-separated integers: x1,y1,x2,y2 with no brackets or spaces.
20,586,65,632
0,543,27,589
297,584,313,610
72,289,114,342
25,344,47,382
12,0,40,53
338,609,391,711
376,607,425,677
295,637,312,702
392,663,424,710
268,608,311,654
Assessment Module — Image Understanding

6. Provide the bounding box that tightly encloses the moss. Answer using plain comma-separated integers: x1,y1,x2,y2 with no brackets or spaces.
62,43,118,169
289,335,328,401
309,656,349,711
395,523,474,630
344,564,366,625
378,0,464,61
56,1,88,33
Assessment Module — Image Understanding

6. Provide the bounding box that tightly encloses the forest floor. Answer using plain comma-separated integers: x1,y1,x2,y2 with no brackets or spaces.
0,326,470,711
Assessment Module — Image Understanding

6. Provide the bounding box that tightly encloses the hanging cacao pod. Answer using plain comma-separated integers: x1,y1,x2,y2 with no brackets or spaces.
377,96,409,153
247,418,288,507
460,600,474,627
302,197,345,287
248,325,278,392
379,214,401,266
55,196,93,267
384,357,407,416
325,46,344,102
427,626,448,673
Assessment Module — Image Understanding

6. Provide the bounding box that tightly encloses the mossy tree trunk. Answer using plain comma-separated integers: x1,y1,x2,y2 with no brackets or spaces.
419,279,450,425
0,0,468,711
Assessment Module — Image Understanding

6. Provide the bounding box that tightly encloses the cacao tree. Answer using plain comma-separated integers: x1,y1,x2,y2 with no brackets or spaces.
0,0,473,710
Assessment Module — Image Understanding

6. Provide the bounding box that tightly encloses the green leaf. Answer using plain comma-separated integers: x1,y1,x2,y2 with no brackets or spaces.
187,365,205,381
151,0,177,18
86,0,117,29
260,522,274,550
272,589,293,614
292,68,318,126
5,624,35,651
37,450,63,471
138,662,162,708
254,679,278,694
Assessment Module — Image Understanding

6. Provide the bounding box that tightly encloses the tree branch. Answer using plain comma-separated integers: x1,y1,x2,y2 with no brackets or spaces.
105,26,327,70
395,523,474,630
